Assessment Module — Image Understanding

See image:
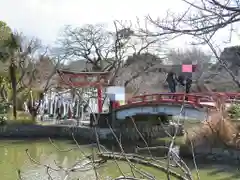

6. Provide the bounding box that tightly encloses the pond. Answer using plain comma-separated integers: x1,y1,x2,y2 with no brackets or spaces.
0,139,239,180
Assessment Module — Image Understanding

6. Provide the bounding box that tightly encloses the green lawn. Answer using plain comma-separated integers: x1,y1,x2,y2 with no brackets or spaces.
155,136,184,145
0,111,35,125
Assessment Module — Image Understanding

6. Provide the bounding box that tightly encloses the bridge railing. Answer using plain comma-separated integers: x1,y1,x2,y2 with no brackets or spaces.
128,93,199,103
191,92,240,102
114,93,240,110
116,93,214,109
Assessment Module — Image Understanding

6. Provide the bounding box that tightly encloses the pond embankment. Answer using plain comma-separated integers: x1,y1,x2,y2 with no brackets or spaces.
0,124,183,141
0,124,97,140
181,143,240,165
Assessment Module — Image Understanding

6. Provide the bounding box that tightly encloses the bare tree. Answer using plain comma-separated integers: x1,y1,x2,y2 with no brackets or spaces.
0,33,43,104
115,53,165,96
0,33,66,118
167,47,211,64
220,45,240,76
57,21,161,87
25,54,64,120
0,34,61,99
146,0,240,41
144,0,240,88
57,24,113,71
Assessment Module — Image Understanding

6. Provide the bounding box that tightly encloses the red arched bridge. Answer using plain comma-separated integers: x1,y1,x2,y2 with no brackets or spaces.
113,93,240,121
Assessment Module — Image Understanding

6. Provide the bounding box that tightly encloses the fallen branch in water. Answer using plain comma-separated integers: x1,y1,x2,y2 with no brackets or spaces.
114,176,146,180
98,152,189,180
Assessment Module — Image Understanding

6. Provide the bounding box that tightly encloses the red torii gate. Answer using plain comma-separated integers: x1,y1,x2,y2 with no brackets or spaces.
56,69,110,113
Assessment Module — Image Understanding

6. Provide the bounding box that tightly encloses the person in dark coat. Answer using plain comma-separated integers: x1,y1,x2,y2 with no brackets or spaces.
177,74,185,86
185,77,192,93
166,72,177,93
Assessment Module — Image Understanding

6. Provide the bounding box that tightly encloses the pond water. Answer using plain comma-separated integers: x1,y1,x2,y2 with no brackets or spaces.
0,139,239,180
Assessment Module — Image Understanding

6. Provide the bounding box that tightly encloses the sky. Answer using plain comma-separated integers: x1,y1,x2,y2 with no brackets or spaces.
0,0,239,51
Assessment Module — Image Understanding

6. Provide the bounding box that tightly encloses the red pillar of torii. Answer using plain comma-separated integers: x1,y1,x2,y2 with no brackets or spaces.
57,70,110,113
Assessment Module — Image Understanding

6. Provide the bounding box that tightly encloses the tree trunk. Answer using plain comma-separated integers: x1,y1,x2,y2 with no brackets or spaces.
9,63,17,119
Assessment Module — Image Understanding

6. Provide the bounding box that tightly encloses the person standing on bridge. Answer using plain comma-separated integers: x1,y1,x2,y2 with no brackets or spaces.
166,72,177,93
182,64,196,94
176,74,185,93
185,77,192,93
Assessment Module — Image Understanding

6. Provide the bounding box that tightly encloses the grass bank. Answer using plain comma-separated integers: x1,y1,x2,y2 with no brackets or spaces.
0,111,35,125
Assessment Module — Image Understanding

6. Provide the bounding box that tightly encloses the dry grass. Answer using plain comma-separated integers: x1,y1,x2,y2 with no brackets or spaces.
184,96,240,149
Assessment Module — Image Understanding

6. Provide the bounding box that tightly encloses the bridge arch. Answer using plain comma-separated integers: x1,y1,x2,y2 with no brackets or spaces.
114,93,240,121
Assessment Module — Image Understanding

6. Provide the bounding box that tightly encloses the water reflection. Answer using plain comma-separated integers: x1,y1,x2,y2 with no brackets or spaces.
0,139,95,180
0,139,239,180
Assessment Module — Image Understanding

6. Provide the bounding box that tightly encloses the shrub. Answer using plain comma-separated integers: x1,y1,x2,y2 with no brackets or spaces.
228,104,240,119
0,116,7,125
0,102,10,114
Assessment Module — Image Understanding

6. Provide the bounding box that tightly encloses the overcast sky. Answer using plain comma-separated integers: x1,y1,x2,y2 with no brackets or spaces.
0,0,239,50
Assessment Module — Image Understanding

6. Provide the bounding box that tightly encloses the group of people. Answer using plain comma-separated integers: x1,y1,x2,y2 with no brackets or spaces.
166,72,192,93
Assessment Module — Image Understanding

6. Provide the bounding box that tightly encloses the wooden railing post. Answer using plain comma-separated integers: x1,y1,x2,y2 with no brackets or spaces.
158,94,162,102
176,93,182,102
142,95,146,102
